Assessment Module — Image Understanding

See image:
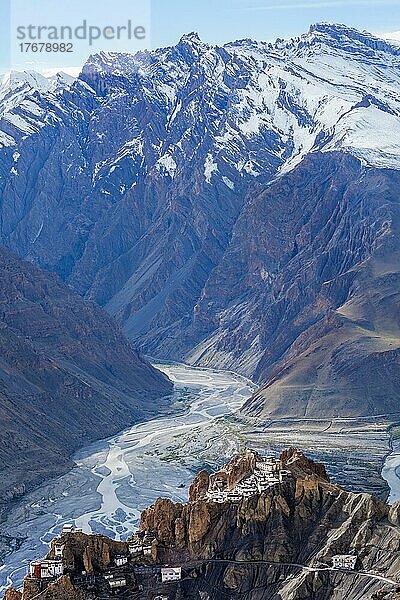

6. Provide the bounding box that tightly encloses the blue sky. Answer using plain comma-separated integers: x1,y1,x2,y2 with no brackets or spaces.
1,0,400,74
152,0,400,47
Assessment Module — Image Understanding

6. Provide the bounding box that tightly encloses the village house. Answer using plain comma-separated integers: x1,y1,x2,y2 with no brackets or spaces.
54,542,65,558
128,532,144,555
161,566,182,582
226,490,242,502
114,554,129,567
29,560,64,580
61,523,82,535
207,489,228,503
108,575,127,589
332,555,357,570
142,532,155,556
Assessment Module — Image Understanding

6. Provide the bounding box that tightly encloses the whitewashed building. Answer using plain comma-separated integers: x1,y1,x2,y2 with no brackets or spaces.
206,454,289,504
161,566,182,582
109,575,127,588
61,523,82,535
54,543,65,558
332,555,357,570
256,457,282,473
114,555,129,567
30,560,64,579
129,532,144,555
207,489,228,503
129,541,143,555
226,490,242,502
142,532,155,555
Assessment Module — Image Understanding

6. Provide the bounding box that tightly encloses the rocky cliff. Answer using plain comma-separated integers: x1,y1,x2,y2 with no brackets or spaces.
6,450,400,599
0,246,172,503
0,25,399,418
230,152,400,419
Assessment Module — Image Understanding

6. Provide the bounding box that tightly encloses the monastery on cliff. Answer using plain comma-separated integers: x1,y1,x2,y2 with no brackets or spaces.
206,455,290,503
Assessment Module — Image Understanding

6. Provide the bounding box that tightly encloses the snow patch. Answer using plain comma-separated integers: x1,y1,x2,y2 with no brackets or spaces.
0,131,15,147
157,154,177,178
239,113,261,136
243,162,260,177
222,176,234,189
204,153,218,183
31,222,43,244
3,113,38,134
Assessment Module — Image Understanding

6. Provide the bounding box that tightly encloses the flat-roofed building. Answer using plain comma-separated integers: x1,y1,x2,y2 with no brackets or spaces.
114,554,129,567
332,555,357,570
29,560,64,579
161,566,182,582
109,575,127,588
54,543,65,558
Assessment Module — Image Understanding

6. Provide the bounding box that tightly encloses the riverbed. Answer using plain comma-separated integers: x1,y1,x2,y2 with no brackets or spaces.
0,363,396,593
0,363,256,592
382,436,400,504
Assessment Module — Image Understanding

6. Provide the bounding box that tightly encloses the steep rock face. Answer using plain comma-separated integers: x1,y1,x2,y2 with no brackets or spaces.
48,533,129,574
188,448,325,503
21,576,86,600
138,453,400,597
209,450,257,491
0,26,399,406
140,498,183,547
189,469,210,502
8,451,400,599
140,451,337,562
225,152,400,418
0,247,172,501
4,589,21,600
280,447,329,481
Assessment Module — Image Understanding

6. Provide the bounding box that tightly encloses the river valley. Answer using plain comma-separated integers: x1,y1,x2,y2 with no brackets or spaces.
0,364,255,592
0,363,398,593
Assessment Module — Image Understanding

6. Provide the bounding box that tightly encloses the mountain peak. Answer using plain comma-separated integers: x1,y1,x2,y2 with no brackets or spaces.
179,31,203,44
310,21,357,34
176,31,209,59
3,70,50,91
308,22,400,55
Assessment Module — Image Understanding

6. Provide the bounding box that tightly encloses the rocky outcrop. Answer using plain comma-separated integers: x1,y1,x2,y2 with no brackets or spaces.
0,247,172,502
136,457,400,599
21,576,86,600
140,498,183,547
138,452,394,569
189,448,324,503
49,533,129,574
7,450,400,599
35,576,87,600
281,447,330,482
189,469,209,502
209,450,257,492
4,589,21,600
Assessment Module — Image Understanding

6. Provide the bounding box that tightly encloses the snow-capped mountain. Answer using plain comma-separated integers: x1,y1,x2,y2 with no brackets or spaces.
0,23,399,418
2,24,400,167
0,70,75,125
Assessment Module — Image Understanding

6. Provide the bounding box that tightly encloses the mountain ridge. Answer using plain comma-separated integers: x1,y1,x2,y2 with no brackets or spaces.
0,246,172,503
0,23,399,419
